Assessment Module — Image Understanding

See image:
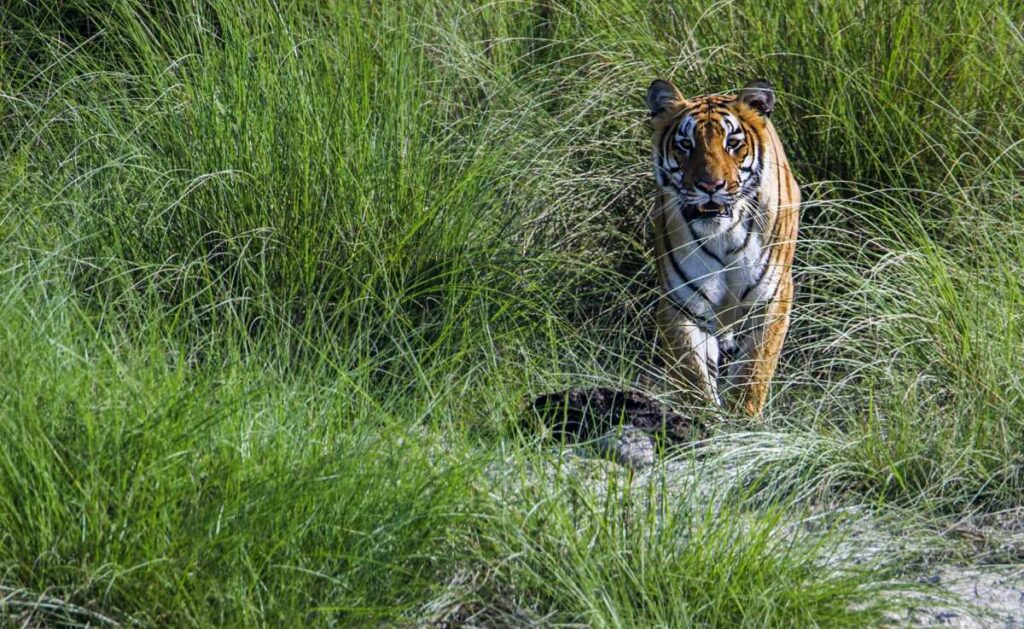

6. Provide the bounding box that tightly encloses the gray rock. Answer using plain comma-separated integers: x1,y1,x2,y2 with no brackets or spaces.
590,426,657,469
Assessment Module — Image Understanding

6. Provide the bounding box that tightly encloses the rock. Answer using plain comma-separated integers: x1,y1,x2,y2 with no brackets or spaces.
590,426,657,469
528,387,706,445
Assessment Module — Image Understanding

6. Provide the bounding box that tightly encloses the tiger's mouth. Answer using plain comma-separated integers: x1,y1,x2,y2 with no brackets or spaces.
696,201,731,218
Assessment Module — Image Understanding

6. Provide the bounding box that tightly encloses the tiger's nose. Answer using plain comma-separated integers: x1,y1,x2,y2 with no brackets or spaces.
696,178,725,194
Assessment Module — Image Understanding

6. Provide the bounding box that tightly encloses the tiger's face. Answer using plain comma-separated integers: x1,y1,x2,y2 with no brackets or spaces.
647,79,776,226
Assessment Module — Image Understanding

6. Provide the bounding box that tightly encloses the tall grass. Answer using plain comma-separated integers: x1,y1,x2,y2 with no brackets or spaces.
1,0,1022,624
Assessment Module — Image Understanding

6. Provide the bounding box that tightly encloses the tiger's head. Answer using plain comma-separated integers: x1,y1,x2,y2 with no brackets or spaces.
647,78,776,228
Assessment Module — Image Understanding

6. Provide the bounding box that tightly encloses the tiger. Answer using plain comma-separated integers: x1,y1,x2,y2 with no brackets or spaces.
646,78,800,416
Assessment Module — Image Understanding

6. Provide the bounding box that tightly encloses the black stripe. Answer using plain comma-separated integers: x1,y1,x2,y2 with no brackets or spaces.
659,210,717,329
660,126,674,164
740,250,774,301
661,213,711,298
726,219,755,256
737,137,762,198
664,292,716,332
699,242,725,267
662,228,715,307
660,271,716,330
725,212,747,234
744,168,762,194
763,263,788,306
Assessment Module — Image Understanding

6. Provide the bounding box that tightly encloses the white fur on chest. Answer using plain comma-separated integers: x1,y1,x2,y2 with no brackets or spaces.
661,205,770,328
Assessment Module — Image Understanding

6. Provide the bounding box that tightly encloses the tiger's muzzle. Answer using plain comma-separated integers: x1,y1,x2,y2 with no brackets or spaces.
689,186,735,219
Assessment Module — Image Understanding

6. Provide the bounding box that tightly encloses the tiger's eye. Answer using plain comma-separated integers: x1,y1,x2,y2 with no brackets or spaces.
678,139,693,151
726,138,743,151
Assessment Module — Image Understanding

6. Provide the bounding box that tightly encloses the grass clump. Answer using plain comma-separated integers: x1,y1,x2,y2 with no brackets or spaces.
460,469,890,627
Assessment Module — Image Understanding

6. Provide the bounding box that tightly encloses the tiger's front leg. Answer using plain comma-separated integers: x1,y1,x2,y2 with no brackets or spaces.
724,274,794,416
657,299,722,407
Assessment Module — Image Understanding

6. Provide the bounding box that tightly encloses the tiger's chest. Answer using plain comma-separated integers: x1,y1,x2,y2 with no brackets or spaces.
660,208,773,328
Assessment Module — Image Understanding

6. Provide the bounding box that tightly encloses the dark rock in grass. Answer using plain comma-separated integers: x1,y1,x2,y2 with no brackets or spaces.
528,387,706,445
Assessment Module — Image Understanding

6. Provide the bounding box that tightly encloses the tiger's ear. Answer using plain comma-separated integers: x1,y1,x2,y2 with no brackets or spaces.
739,79,775,117
646,79,683,118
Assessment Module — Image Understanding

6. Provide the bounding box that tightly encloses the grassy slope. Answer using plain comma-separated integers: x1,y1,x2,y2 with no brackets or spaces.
1,0,1022,625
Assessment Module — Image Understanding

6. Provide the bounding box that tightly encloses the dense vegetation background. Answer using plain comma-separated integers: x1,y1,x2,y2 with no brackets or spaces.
1,1,1022,625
